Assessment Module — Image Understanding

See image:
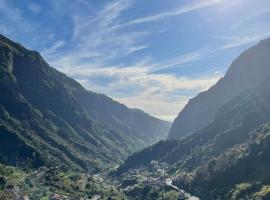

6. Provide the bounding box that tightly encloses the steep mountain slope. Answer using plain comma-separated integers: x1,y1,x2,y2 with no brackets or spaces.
185,123,270,199
0,34,170,172
116,37,270,199
169,38,270,139
118,65,270,174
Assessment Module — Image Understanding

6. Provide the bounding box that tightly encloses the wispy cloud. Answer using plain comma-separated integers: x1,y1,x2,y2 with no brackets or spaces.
59,0,227,66
27,3,41,13
48,0,150,69
116,95,189,121
46,0,269,121
67,65,221,92
149,52,202,73
116,0,225,28
0,0,58,49
65,63,222,121
231,8,270,29
43,40,65,56
214,32,270,52
0,0,33,34
1,0,270,121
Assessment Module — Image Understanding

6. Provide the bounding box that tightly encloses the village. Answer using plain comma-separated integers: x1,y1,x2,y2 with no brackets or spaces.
116,161,199,200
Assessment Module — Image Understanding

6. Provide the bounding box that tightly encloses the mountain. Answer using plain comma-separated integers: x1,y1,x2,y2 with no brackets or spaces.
0,34,170,172
169,38,270,139
184,123,270,200
117,38,270,199
118,71,270,174
118,38,270,174
118,124,270,200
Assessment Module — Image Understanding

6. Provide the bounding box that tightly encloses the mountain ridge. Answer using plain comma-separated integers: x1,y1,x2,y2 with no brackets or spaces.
169,38,270,139
0,34,170,172
118,38,270,174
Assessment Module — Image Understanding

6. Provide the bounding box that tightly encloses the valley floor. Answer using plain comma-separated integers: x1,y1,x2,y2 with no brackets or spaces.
0,163,201,200
114,162,199,200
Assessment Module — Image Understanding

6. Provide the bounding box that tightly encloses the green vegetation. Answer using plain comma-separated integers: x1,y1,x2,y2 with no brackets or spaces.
124,183,180,200
254,186,270,199
230,183,253,200
0,34,170,173
182,124,270,199
117,38,270,199
1,28,270,200
0,164,126,200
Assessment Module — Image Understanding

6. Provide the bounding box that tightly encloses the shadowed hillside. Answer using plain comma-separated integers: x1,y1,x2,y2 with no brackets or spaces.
169,38,270,139
0,34,170,172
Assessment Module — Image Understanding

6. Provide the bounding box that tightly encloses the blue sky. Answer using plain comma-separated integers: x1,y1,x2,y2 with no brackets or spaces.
1,0,270,121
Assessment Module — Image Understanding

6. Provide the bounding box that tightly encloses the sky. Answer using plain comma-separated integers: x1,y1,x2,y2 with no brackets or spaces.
0,0,270,121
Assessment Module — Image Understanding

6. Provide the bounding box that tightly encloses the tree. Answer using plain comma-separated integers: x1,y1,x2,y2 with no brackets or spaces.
0,176,7,190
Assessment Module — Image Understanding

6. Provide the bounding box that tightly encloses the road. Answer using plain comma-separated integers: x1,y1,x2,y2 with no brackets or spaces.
165,178,200,200
91,195,101,200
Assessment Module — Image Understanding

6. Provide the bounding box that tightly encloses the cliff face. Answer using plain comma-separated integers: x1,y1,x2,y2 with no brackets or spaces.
169,38,270,139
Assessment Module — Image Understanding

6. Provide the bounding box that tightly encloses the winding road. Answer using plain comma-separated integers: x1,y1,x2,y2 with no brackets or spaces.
91,195,101,200
165,178,200,200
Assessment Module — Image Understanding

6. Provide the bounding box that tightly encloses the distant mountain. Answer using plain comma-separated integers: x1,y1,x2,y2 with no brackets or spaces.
0,34,170,172
169,38,270,139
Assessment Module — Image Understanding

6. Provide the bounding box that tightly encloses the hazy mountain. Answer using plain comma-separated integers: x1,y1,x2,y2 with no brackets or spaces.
169,38,270,139
0,34,170,172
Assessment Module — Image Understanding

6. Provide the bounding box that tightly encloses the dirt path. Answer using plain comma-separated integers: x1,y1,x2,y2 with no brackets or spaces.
91,195,101,200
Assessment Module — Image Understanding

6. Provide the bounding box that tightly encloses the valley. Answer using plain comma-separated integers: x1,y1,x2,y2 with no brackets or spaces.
0,34,171,199
114,38,270,199
114,161,199,200
1,10,270,200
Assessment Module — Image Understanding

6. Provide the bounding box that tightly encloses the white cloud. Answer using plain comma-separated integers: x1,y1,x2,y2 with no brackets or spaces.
67,64,222,121
0,0,57,49
28,3,41,13
214,32,270,52
0,0,33,34
149,52,202,73
231,8,270,29
116,95,189,122
42,40,65,56
45,0,228,120
50,0,227,72
115,0,225,28
1,0,269,121
45,0,150,69
73,66,221,90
